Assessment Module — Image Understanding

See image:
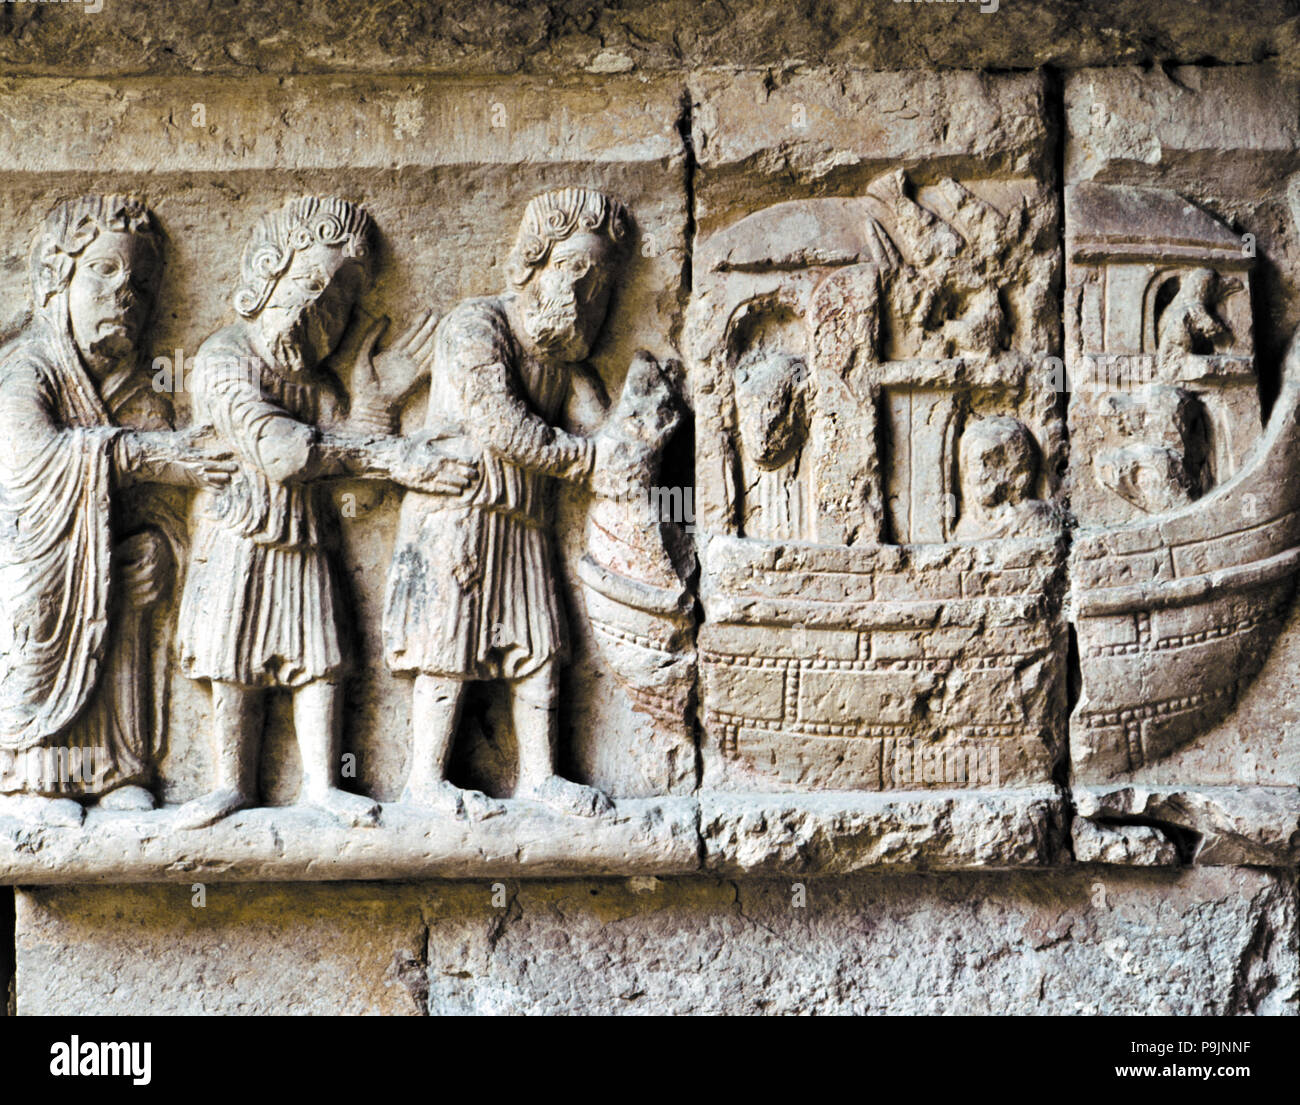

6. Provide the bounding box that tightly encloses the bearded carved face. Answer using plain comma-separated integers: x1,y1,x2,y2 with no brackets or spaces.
521,230,616,362
258,242,364,375
67,229,160,371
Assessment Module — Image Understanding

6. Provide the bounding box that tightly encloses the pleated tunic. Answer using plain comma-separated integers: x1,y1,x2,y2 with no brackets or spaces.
178,326,347,688
384,296,593,683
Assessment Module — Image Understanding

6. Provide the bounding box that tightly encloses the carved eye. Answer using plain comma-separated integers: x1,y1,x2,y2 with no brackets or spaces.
295,273,326,295
85,258,120,278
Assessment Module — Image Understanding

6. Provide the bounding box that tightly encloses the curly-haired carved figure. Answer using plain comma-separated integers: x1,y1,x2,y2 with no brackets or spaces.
175,196,478,829
382,186,651,819
0,196,234,825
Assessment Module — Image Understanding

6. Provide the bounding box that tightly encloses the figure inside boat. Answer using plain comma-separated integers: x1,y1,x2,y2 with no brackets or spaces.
1093,385,1210,515
734,350,809,541
1156,267,1236,358
1065,183,1257,527
953,416,1058,541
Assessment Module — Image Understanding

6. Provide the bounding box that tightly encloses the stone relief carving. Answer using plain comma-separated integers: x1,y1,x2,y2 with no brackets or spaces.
0,196,234,826
174,196,479,829
688,170,1067,792
1066,183,1300,780
0,163,1294,879
577,350,696,739
373,187,688,818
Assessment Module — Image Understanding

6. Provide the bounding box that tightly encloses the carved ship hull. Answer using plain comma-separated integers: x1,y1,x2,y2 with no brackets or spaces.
578,557,696,725
698,533,1068,791
1070,334,1300,775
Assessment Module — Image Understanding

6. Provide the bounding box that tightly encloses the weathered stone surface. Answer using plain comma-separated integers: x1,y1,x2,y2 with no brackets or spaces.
1072,818,1180,866
0,75,684,173
685,69,1067,795
0,1,1297,78
1065,64,1300,383
1076,785,1300,867
690,69,1054,235
1062,65,1300,797
0,75,693,825
0,799,701,883
17,868,1298,1014
15,883,432,1015
701,787,1066,874
3,1,1300,1022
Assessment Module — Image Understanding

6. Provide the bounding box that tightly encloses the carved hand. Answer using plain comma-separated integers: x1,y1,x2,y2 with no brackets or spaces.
589,423,648,502
126,425,239,491
384,432,479,497
348,310,441,433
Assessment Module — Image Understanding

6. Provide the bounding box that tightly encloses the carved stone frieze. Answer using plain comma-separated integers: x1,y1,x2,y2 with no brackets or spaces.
0,66,1296,888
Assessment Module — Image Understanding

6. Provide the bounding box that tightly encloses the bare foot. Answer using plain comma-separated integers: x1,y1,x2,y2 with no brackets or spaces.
401,779,504,821
519,775,613,818
0,793,85,827
305,786,380,828
174,788,251,830
98,784,156,812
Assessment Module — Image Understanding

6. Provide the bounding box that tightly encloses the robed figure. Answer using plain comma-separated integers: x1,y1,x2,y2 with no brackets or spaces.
0,195,232,823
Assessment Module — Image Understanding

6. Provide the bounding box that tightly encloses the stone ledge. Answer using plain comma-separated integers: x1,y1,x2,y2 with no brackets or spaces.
3,785,1296,883
700,787,1068,875
0,799,703,884
0,1,1294,78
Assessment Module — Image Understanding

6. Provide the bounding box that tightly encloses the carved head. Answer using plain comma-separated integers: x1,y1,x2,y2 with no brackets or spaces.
30,195,163,371
507,187,631,361
960,416,1039,511
1094,385,1209,512
234,196,375,375
734,353,808,470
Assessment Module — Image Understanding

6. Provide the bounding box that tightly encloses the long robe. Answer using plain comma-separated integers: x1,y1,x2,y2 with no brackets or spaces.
0,316,162,797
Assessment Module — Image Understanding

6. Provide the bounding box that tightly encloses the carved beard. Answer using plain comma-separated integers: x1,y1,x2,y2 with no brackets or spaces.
79,296,141,368
83,325,135,364
523,294,588,361
265,301,332,378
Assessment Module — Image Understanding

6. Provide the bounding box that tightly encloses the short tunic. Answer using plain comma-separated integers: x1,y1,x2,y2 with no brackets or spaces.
384,296,593,682
177,326,348,688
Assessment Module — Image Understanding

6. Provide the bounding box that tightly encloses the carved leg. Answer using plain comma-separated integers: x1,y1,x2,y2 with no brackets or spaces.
174,682,263,829
402,674,502,820
293,679,379,828
512,662,612,817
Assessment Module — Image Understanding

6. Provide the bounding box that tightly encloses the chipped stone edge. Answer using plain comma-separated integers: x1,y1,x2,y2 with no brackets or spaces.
1073,784,1300,868
700,786,1069,876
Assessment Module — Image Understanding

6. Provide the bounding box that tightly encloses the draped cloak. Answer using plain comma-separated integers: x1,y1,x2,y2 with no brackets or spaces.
0,315,158,795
